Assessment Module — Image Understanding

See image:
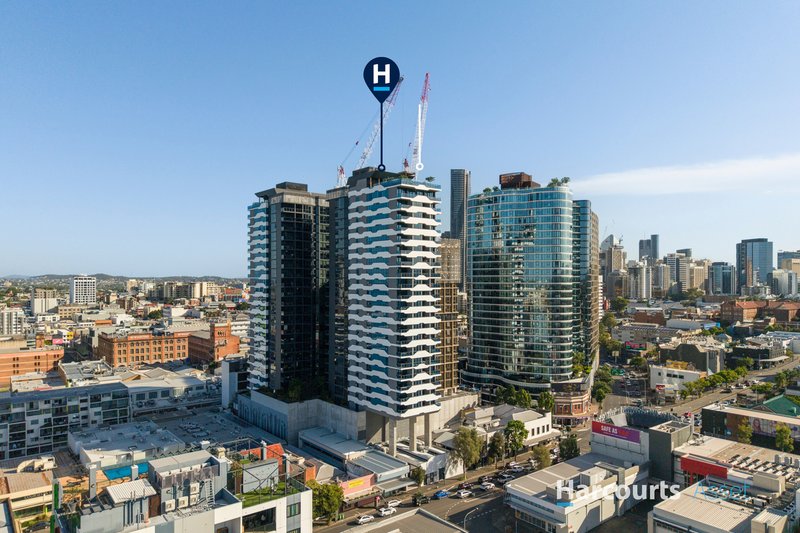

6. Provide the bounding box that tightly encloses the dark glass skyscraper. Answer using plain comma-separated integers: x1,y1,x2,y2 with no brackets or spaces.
247,183,329,394
736,238,774,293
709,262,735,295
450,169,470,289
463,175,599,396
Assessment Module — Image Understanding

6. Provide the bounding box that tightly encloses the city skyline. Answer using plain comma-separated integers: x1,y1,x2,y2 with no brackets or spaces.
2,3,799,277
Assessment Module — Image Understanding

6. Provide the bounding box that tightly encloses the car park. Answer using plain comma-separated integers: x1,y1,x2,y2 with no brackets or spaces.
457,489,473,499
379,507,397,517
433,490,450,499
357,515,375,525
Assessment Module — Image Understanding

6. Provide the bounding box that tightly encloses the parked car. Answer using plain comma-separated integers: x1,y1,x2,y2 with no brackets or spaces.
510,465,525,473
479,475,494,483
433,490,451,500
386,499,401,508
480,481,496,490
379,507,397,517
458,482,474,490
457,489,473,499
357,515,375,525
413,494,430,506
498,473,514,483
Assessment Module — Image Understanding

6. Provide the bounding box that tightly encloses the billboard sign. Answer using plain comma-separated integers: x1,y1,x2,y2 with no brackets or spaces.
592,421,641,444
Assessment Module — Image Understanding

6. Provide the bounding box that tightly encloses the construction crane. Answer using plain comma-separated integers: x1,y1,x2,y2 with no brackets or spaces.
337,76,405,187
403,73,430,174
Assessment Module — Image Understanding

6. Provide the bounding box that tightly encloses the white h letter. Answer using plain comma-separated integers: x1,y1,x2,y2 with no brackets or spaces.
373,64,390,84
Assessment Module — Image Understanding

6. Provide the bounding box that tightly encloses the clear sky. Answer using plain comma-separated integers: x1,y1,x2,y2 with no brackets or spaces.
1,2,798,278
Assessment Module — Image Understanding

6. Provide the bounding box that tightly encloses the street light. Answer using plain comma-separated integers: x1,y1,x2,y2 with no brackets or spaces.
464,507,478,529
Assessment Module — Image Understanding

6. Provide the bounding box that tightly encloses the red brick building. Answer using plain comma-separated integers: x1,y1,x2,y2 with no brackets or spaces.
188,322,241,364
0,347,64,387
97,331,191,368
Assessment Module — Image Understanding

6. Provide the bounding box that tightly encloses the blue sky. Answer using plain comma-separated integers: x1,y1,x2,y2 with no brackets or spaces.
1,2,798,277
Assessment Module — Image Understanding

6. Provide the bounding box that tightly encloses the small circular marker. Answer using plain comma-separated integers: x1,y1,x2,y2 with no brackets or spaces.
416,163,424,171
378,164,386,171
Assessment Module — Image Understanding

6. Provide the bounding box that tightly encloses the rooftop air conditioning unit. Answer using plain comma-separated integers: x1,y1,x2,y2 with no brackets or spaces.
162,500,176,513
178,496,189,508
189,495,199,506
189,482,200,494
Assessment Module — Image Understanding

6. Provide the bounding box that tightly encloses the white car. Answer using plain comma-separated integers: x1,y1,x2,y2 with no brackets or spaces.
510,465,525,473
480,481,496,490
357,515,375,524
386,499,401,508
457,489,473,499
378,507,397,517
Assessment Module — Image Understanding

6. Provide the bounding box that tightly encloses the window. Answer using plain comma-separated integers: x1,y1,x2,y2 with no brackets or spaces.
287,502,300,517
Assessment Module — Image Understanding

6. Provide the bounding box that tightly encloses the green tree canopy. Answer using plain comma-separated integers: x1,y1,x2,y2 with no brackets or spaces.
307,480,344,524
559,432,580,460
409,466,425,487
487,431,506,468
610,297,629,314
776,423,794,453
504,420,528,460
450,427,483,479
537,391,555,412
530,445,551,471
736,419,752,444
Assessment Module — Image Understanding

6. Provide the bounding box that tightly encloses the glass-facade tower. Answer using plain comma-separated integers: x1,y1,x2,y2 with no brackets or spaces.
736,238,773,293
463,178,599,395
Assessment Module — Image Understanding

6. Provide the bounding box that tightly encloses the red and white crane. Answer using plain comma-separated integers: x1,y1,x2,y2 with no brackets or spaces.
403,73,430,174
337,76,405,187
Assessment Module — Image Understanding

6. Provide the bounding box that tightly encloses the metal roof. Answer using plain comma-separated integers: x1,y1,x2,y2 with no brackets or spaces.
105,479,156,505
149,450,212,474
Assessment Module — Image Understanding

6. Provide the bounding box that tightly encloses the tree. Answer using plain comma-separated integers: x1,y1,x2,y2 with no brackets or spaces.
775,372,789,391
593,386,608,409
409,466,426,487
741,357,755,370
736,419,752,444
487,431,506,468
537,391,555,412
307,480,344,524
450,427,483,479
776,423,794,453
630,356,648,371
287,379,303,402
235,301,250,311
610,297,629,314
559,432,580,460
513,388,532,409
504,420,528,461
530,445,551,471
147,309,163,320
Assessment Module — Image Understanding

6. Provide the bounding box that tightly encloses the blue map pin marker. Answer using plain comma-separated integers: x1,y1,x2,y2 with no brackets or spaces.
364,57,400,103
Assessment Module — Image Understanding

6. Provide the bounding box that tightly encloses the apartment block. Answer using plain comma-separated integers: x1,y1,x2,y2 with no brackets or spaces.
70,276,97,305
0,308,25,336
0,347,64,387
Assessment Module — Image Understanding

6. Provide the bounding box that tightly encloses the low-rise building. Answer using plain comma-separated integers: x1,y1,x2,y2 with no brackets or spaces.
97,330,191,367
462,404,560,446
187,321,241,364
658,336,727,373
612,323,685,346
0,346,64,387
649,362,707,395
68,421,185,468
0,471,53,532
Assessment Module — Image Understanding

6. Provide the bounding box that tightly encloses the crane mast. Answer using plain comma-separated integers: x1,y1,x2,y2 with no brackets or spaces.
337,76,405,187
411,73,430,173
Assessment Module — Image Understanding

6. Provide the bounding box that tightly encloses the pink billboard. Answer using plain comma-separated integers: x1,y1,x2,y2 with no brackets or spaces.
592,421,641,444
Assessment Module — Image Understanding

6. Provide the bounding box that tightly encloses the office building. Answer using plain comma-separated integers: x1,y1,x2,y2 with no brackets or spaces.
778,249,800,266
638,234,659,264
652,262,672,298
450,169,470,289
769,268,798,296
676,247,692,258
346,168,441,450
247,183,329,393
665,252,689,294
439,238,460,396
736,238,774,294
464,174,599,396
30,288,58,315
708,261,735,295
70,275,97,305
0,308,25,336
97,331,191,367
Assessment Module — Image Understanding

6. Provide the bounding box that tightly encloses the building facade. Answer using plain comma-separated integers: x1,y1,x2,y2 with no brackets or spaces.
449,169,470,290
187,322,241,364
30,288,58,315
638,234,659,264
70,276,97,305
0,308,25,336
708,261,735,295
736,238,774,294
247,183,329,394
346,169,441,432
326,185,350,405
439,238,461,396
464,175,600,397
97,331,190,367
0,347,64,386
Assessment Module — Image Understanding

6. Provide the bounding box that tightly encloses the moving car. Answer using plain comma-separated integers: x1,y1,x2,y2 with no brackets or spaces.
457,489,473,499
480,481,496,490
386,499,401,508
433,490,450,499
357,515,375,525
379,507,397,517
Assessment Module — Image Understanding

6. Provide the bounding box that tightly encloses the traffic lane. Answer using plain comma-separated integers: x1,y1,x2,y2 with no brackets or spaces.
323,489,506,532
